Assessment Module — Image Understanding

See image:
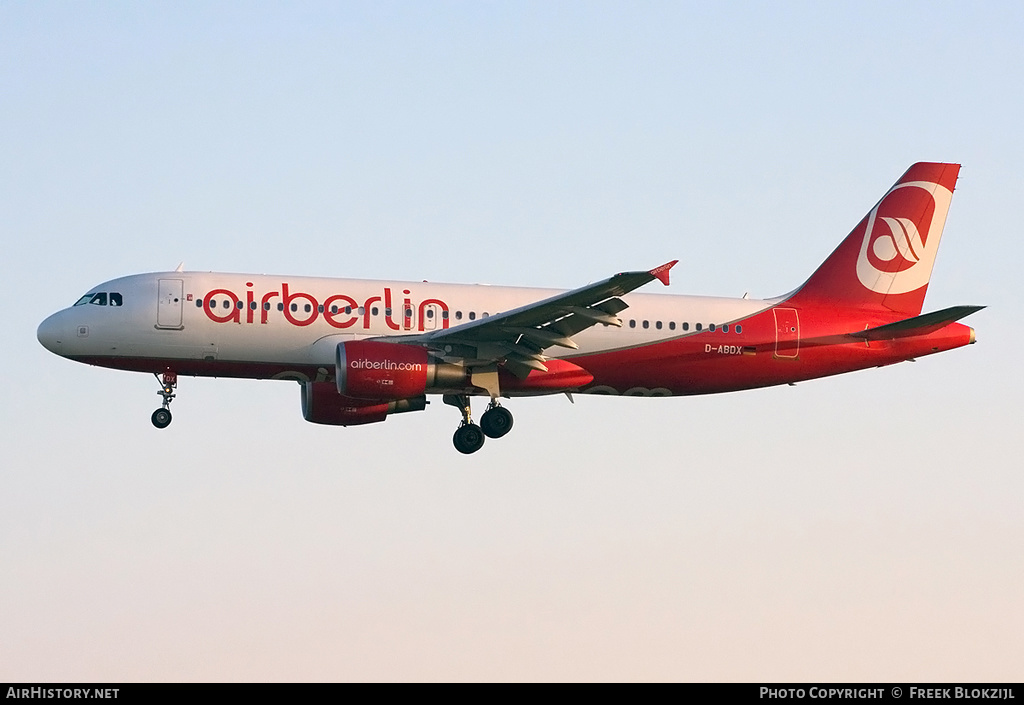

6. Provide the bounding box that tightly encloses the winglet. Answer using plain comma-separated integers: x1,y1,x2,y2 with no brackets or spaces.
650,260,678,286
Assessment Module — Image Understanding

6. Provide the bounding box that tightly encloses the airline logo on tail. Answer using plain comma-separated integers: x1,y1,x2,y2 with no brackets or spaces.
856,180,953,295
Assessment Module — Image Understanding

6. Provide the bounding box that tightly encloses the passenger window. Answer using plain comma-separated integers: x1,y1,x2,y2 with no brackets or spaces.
405,308,413,317
385,307,392,316
277,303,284,311
656,321,662,330
305,304,312,313
710,323,716,332
331,306,338,314
358,307,364,315
483,312,489,318
250,302,258,310
427,309,434,318
291,303,298,312
736,325,743,334
696,323,703,331
642,320,649,329
89,293,107,306
196,299,203,308
683,322,689,331
722,324,729,333
264,302,271,311
455,311,463,320
371,307,378,316
236,301,244,310
223,300,231,310
442,311,449,319
109,293,123,306
669,322,676,330
629,320,636,328
469,312,476,320
345,306,352,314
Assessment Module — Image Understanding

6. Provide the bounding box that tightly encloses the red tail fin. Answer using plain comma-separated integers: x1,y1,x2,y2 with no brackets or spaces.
786,163,960,316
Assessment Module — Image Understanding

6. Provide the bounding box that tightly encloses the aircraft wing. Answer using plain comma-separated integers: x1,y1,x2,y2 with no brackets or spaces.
373,261,677,380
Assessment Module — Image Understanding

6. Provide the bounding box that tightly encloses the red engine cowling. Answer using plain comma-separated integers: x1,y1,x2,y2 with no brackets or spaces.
301,382,426,426
336,340,431,400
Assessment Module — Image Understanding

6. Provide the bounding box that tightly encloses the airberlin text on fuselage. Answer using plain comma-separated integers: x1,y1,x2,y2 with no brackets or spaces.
200,283,450,332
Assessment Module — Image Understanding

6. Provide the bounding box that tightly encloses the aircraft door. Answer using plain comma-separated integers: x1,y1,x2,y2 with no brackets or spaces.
773,307,800,359
157,279,184,330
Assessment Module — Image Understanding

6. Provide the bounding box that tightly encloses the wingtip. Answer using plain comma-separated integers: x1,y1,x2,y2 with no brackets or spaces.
650,260,678,286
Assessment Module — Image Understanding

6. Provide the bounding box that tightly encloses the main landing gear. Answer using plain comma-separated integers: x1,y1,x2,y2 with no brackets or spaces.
151,370,176,429
480,402,513,439
445,395,515,454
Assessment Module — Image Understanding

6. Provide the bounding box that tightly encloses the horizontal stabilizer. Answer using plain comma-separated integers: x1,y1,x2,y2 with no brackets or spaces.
849,305,985,341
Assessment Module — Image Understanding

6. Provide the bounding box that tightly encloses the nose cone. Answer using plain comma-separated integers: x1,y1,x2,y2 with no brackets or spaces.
37,313,65,355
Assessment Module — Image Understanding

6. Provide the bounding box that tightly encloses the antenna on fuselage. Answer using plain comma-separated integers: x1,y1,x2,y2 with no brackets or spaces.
175,262,185,272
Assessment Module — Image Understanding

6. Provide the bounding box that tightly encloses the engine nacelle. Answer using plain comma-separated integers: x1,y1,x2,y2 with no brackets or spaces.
336,340,466,400
301,381,426,426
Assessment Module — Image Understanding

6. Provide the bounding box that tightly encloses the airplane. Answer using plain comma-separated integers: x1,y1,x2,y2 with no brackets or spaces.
37,162,982,454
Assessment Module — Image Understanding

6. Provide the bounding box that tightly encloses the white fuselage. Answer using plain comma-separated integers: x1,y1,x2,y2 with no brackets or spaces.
39,271,772,383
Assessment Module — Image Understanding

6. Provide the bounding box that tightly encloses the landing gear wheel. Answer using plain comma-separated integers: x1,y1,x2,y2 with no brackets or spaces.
151,408,172,429
152,370,177,429
453,423,485,454
480,405,514,439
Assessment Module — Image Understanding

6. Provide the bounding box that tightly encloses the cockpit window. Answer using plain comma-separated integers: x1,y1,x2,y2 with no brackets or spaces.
73,292,123,307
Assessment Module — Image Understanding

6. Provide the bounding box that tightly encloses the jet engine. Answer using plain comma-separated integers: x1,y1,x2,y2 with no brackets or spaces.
336,340,466,400
301,381,426,426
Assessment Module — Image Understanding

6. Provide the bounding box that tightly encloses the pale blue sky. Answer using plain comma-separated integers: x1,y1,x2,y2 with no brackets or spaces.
2,1,1021,680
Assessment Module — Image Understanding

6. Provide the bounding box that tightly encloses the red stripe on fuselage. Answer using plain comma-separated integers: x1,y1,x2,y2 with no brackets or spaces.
568,310,974,395
70,310,974,396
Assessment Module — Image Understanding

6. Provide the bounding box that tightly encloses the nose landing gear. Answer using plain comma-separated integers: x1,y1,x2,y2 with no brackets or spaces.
151,370,177,429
